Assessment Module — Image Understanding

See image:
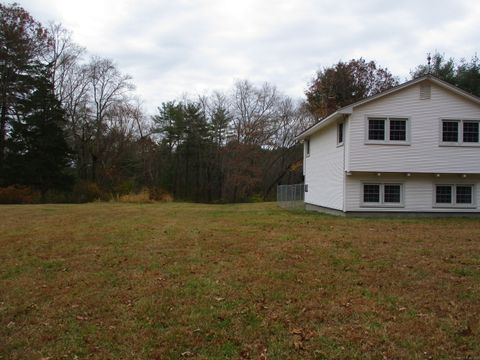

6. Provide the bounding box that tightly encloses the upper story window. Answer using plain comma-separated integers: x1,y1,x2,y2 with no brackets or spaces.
368,118,385,140
389,119,407,141
337,122,344,145
442,121,459,142
441,119,480,145
463,121,479,143
366,117,409,144
305,139,310,156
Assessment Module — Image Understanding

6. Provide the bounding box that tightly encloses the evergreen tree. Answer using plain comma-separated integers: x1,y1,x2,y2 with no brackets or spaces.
4,65,73,194
411,53,480,97
0,3,50,173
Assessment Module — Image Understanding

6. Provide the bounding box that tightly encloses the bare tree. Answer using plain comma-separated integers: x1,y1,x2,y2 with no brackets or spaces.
46,22,85,103
231,80,280,145
87,57,134,181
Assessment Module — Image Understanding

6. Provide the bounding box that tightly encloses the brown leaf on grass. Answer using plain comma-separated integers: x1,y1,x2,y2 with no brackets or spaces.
291,328,303,335
291,328,305,350
240,348,250,358
293,336,304,350
259,350,267,360
457,326,472,337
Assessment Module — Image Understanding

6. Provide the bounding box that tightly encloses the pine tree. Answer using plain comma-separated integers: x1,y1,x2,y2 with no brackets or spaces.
4,65,73,194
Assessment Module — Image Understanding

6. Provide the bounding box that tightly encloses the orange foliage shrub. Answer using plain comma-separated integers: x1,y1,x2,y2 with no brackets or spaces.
148,188,174,202
0,185,41,204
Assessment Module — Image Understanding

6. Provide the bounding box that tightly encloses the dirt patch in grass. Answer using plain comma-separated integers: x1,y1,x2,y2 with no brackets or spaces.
1,203,479,359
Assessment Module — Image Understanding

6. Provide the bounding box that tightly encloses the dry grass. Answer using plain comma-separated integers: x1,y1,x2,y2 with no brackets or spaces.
0,203,479,359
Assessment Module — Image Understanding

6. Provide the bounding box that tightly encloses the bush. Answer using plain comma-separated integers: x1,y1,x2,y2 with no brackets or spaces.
249,193,265,203
113,180,136,196
115,188,174,203
72,181,104,203
0,185,41,204
117,190,152,203
148,187,174,202
42,190,72,204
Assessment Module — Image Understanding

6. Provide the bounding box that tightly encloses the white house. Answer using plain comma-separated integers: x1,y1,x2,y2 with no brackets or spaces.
296,75,480,215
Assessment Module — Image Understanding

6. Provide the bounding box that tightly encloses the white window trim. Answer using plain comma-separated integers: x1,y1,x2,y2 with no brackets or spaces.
364,115,411,145
361,182,405,208
305,138,310,157
433,184,476,209
337,122,344,147
439,118,480,147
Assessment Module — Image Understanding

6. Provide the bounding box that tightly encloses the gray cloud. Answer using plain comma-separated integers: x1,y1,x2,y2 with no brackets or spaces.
20,0,480,114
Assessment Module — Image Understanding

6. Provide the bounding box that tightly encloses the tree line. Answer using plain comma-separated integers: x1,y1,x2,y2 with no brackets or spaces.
1,2,480,203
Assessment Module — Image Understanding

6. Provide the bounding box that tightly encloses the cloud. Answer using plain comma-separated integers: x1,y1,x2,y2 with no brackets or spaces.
19,0,480,114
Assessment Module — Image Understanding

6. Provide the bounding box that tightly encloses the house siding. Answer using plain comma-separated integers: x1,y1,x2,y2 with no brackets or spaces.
305,122,344,210
345,173,480,212
348,81,480,173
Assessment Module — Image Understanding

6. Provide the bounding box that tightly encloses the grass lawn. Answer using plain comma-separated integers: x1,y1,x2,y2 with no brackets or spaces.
1,202,479,359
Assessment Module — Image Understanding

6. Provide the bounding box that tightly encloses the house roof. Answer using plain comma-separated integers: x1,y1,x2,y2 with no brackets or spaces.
295,75,480,141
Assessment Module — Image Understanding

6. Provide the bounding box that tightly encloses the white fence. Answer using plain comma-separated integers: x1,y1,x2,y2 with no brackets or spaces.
276,184,306,209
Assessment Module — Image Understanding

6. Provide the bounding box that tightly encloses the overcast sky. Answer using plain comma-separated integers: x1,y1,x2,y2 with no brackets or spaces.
20,0,480,114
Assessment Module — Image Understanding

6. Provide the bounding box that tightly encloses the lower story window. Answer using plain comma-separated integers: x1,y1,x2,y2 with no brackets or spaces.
435,184,475,207
456,185,472,204
363,183,403,206
384,184,401,203
363,184,380,202
435,185,452,203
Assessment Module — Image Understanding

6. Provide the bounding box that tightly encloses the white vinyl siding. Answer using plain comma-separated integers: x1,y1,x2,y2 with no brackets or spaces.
348,82,480,173
304,122,345,210
346,173,480,212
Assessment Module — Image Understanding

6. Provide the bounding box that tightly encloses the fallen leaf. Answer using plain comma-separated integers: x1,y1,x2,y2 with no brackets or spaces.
291,328,303,335
293,336,303,350
457,326,472,337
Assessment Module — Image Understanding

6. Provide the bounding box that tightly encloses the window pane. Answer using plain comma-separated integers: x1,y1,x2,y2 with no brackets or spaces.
436,185,452,203
338,123,344,143
456,186,472,204
364,184,380,203
368,118,385,140
463,122,479,143
442,121,458,142
384,185,401,203
389,119,407,141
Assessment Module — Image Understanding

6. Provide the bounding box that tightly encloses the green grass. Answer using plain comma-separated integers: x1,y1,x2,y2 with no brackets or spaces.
0,202,479,359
